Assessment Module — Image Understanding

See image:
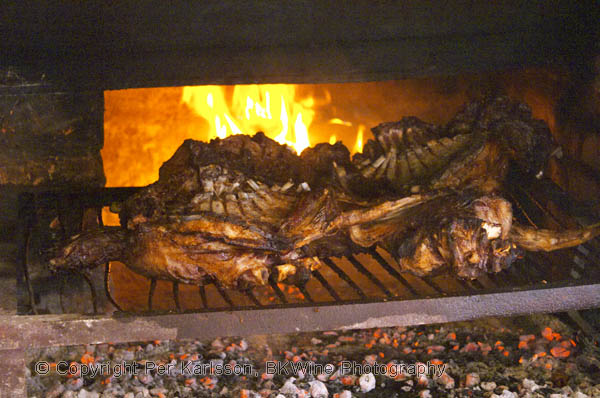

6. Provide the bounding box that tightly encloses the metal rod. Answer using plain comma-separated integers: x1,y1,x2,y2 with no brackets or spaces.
297,285,314,303
212,281,234,308
269,280,288,304
322,258,366,299
470,278,486,290
148,278,157,312
346,254,393,297
244,289,262,307
104,263,123,312
97,208,124,312
198,285,208,308
506,190,538,228
4,284,600,350
311,269,342,301
515,183,562,226
456,278,477,292
368,249,418,296
172,282,182,312
523,253,549,278
484,271,507,288
420,276,445,295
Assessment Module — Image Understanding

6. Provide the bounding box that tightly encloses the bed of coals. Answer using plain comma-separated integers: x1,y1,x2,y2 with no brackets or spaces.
27,314,600,398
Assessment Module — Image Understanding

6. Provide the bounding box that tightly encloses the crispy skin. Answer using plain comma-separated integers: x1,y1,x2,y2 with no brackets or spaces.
340,96,555,196
50,97,599,290
124,223,275,289
509,223,600,252
370,195,520,279
49,227,126,272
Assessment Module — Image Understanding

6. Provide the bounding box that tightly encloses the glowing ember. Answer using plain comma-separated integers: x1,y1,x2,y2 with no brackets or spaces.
181,84,313,154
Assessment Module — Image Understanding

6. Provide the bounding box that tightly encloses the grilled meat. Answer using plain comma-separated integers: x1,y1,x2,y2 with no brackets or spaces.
509,222,600,252
341,96,555,196
50,96,598,291
377,195,520,279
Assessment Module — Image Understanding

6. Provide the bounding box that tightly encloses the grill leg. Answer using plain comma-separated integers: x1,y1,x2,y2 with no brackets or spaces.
104,263,123,312
148,278,156,311
172,282,181,312
98,208,123,313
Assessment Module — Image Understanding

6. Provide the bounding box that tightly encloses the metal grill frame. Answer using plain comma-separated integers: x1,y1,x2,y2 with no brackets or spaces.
2,173,600,396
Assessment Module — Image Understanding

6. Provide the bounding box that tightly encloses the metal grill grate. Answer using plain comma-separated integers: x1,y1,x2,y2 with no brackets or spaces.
16,169,600,315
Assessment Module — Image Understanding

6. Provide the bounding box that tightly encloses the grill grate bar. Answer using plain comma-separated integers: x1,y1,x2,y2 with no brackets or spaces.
311,269,342,302
525,255,549,279
470,278,486,290
269,280,288,304
516,260,540,285
244,290,263,307
22,184,600,316
198,285,208,308
346,254,393,297
322,258,366,299
368,249,418,296
297,285,314,303
212,281,234,308
485,271,510,288
515,184,563,227
420,276,446,295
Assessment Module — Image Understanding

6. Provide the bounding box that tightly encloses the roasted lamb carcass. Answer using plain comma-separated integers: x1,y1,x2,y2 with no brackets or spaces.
337,96,556,196
49,97,599,310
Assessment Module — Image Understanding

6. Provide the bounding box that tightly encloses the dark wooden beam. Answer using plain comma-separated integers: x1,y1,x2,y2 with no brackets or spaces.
2,1,597,90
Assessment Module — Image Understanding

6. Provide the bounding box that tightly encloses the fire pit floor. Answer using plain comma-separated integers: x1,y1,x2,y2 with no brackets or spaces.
25,314,600,398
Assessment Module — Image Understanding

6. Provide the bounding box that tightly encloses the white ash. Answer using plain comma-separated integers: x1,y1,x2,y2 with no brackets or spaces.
436,372,455,389
465,373,480,387
309,380,329,398
279,377,299,395
359,372,376,393
573,392,590,398
26,318,600,398
77,390,99,398
44,382,65,398
338,391,352,398
419,390,432,398
481,381,497,391
491,391,518,398
65,378,84,391
522,378,541,392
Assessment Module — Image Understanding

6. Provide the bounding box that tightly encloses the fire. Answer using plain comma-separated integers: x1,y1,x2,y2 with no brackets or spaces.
181,84,313,154
353,124,365,153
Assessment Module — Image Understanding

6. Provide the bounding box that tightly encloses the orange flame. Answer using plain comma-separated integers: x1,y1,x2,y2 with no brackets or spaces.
181,84,313,154
353,124,365,153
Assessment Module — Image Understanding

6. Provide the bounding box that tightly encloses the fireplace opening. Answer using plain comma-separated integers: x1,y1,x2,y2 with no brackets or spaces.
101,69,568,190
88,67,600,313
2,2,599,395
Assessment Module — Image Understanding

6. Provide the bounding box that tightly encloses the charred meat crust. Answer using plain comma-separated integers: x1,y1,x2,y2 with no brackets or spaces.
49,96,598,289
